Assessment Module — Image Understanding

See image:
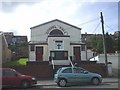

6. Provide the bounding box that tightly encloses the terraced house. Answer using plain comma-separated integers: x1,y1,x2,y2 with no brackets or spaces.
28,19,94,66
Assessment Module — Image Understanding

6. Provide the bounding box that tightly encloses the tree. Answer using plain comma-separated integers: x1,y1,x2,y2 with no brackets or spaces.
8,42,28,60
105,32,115,53
114,35,120,52
96,37,103,53
91,32,118,54
91,34,103,54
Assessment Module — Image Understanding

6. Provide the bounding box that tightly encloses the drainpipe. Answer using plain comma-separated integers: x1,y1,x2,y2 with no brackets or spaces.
85,44,88,61
85,37,88,61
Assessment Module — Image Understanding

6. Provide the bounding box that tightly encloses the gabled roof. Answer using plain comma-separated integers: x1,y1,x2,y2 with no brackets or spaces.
30,19,81,30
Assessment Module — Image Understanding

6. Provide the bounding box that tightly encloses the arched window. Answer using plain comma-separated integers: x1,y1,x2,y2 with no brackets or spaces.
49,29,63,35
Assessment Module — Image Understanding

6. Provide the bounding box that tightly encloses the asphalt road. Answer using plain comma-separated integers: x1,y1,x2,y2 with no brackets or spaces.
2,82,118,90
33,82,118,89
1,78,119,90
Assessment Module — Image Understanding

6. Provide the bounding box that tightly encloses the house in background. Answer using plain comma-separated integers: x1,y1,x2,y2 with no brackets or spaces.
0,31,11,64
4,32,28,59
29,19,94,65
3,32,14,45
4,32,28,45
12,36,28,45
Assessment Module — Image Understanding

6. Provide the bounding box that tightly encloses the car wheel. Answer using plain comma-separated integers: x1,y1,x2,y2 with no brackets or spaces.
21,80,30,88
92,78,100,85
58,79,67,87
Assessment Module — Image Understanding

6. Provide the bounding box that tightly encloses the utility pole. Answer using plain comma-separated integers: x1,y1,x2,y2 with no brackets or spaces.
100,12,108,75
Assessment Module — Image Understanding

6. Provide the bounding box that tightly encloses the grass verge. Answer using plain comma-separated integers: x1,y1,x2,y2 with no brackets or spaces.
3,58,28,67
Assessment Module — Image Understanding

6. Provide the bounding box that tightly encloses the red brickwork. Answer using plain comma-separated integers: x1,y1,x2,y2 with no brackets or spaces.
3,61,107,79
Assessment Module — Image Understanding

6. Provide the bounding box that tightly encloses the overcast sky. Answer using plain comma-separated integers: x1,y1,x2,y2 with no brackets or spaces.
0,0,119,41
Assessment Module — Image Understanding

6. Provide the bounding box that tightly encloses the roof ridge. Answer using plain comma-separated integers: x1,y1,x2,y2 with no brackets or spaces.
30,19,81,30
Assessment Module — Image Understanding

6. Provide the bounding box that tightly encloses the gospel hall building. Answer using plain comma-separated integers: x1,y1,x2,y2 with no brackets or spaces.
29,19,90,65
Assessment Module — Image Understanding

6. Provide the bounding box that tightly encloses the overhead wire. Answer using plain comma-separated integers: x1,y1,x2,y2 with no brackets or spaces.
77,17,99,26
104,24,115,32
31,17,100,38
91,22,100,34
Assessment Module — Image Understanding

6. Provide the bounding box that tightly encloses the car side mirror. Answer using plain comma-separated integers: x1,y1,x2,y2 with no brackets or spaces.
84,71,88,74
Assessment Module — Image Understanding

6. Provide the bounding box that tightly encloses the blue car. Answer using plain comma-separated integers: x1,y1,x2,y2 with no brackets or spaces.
54,67,102,87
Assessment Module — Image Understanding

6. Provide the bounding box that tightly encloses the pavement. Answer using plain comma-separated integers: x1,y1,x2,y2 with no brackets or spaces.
37,78,119,86
102,78,119,83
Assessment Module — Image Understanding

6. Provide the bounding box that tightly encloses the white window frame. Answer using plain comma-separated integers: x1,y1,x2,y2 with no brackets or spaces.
55,40,64,50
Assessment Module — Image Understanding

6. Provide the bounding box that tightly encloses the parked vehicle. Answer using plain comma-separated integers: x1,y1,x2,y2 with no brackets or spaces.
54,67,102,87
0,68,37,88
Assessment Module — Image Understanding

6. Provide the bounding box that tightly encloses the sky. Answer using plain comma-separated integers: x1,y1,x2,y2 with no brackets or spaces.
0,0,119,41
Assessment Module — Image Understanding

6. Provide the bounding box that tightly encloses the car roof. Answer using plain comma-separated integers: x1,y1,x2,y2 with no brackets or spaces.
57,67,87,73
60,66,81,70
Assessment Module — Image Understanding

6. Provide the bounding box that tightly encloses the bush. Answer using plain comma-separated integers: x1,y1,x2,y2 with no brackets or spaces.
3,58,28,67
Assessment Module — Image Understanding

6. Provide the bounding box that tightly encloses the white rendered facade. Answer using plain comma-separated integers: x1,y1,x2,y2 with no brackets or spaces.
29,19,90,65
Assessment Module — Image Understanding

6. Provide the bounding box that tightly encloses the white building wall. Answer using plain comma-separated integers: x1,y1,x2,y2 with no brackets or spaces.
53,60,70,65
43,45,49,61
29,51,36,61
29,45,35,61
29,20,86,65
29,45,48,61
81,51,87,61
48,37,70,65
48,37,70,53
35,45,49,61
81,50,94,61
97,53,119,77
31,21,81,43
98,54,119,69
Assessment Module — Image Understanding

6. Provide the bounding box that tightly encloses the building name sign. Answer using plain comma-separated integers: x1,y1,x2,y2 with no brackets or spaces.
46,25,66,34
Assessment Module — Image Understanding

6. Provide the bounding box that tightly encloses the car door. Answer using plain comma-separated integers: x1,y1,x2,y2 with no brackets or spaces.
3,69,21,87
73,68,90,83
61,68,75,83
73,68,81,83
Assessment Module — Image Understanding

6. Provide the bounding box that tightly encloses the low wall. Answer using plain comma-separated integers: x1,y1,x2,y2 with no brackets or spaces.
78,63,107,77
3,61,108,79
4,61,53,79
54,62,107,77
98,54,119,77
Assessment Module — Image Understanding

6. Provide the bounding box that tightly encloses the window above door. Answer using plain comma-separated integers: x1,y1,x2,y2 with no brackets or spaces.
55,41,64,50
49,29,63,36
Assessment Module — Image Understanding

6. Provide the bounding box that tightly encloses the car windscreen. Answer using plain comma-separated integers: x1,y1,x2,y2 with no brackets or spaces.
56,68,62,74
62,68,72,73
